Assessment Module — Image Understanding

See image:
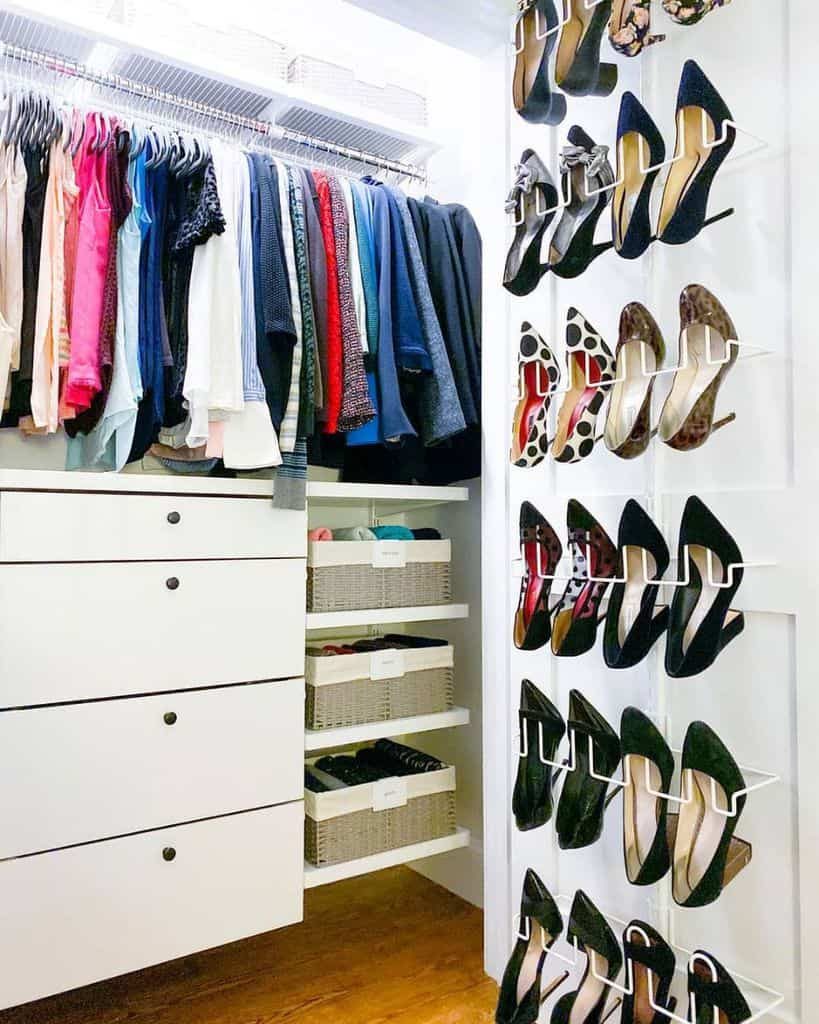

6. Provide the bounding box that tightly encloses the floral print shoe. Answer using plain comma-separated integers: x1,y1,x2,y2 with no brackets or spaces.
662,0,732,26
609,0,666,57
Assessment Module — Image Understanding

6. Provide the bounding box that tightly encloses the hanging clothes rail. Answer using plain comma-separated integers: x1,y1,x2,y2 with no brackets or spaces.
0,38,429,183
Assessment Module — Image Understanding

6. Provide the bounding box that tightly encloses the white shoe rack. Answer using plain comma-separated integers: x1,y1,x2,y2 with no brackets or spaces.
481,1,819,1021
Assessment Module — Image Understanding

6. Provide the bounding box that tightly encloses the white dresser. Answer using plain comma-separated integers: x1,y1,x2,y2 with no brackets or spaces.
0,471,307,1011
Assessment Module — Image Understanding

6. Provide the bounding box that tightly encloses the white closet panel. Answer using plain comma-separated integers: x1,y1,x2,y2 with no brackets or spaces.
0,803,304,1011
0,679,305,859
0,491,306,562
0,559,305,707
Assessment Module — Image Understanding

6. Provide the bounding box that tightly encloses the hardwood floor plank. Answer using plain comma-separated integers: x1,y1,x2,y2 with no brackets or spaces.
0,868,498,1024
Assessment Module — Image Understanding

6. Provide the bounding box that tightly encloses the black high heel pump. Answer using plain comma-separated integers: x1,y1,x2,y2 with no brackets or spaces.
505,150,559,296
604,500,670,670
665,496,745,679
514,680,566,831
555,0,618,98
657,60,736,246
620,708,674,887
687,952,752,1024
550,891,622,1024
556,691,621,851
513,0,569,125
496,870,569,1024
621,922,678,1024
546,127,615,280
612,92,666,260
514,501,563,652
672,721,752,909
552,500,618,659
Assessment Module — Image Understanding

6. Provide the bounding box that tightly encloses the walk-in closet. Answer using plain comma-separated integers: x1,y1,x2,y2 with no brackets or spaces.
0,2,814,1023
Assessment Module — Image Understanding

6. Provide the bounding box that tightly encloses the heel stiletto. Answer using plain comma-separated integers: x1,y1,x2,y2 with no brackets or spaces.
665,496,745,678
550,891,622,1024
673,721,752,908
553,308,616,465
511,324,561,468
687,952,751,1024
657,60,736,246
609,1,666,56
604,500,670,670
620,708,674,886
555,0,617,97
613,93,666,260
552,500,618,658
546,128,615,280
515,502,563,652
514,680,566,831
514,0,569,125
658,284,739,451
604,303,665,460
505,150,559,296
496,870,568,1024
556,691,621,850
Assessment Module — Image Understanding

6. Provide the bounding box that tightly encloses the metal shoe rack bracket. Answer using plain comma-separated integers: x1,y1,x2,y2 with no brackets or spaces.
491,0,814,1021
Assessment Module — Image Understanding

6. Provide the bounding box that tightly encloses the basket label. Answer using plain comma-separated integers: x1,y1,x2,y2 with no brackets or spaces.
372,777,408,812
371,541,407,569
370,649,406,680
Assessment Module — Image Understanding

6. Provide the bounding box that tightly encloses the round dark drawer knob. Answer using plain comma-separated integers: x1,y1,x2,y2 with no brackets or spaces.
162,847,177,863
164,712,178,726
166,577,180,591
167,511,181,525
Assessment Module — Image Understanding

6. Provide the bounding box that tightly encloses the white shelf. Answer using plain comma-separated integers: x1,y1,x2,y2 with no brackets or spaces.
304,827,471,888
306,603,469,630
306,481,469,510
305,707,470,752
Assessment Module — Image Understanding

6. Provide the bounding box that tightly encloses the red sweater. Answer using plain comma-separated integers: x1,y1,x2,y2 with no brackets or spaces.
312,171,342,434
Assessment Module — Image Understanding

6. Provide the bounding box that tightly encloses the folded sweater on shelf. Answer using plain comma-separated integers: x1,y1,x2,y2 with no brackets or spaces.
306,739,447,791
308,526,443,541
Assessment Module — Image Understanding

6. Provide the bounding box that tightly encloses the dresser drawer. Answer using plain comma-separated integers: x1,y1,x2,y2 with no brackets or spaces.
0,804,304,1010
0,559,306,707
0,490,306,562
0,679,304,859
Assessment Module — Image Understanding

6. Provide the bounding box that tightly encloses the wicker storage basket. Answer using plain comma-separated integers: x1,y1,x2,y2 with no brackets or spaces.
305,760,456,867
306,644,455,730
288,55,428,126
307,540,452,613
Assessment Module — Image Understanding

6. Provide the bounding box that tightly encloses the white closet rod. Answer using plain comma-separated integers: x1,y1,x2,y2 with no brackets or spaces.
0,38,429,182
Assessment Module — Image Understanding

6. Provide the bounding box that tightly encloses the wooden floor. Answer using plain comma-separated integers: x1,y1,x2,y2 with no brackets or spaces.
0,867,498,1024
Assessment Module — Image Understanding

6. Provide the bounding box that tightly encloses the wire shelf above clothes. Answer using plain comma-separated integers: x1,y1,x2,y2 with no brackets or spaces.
0,3,436,183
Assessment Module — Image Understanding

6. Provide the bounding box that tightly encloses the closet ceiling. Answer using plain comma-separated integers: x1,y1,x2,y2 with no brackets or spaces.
343,0,515,55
